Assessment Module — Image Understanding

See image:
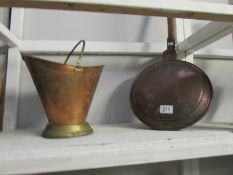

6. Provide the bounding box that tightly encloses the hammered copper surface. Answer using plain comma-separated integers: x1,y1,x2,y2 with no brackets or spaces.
130,18,213,130
23,56,103,125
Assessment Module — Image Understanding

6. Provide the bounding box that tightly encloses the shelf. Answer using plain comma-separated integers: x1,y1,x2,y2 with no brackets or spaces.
19,40,233,59
0,0,233,21
0,1,232,174
1,123,233,175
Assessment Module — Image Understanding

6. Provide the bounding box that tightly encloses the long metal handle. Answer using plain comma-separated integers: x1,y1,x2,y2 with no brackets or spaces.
167,17,175,40
167,18,176,46
64,40,85,71
163,17,176,61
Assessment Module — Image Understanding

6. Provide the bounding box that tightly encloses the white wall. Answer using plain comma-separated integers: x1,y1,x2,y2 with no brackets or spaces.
23,9,167,43
17,6,233,129
195,58,233,123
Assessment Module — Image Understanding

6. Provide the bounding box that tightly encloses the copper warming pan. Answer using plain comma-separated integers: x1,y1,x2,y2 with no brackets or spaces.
23,40,104,138
130,18,213,130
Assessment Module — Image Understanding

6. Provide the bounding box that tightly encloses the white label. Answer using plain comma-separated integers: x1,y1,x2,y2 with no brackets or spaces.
160,105,173,114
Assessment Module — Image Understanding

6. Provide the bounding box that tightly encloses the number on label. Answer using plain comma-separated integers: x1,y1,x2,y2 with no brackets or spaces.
160,105,173,114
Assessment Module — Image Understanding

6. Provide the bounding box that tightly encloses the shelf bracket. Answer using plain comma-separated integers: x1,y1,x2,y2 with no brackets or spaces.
0,22,20,47
177,21,233,57
3,8,24,131
175,18,194,63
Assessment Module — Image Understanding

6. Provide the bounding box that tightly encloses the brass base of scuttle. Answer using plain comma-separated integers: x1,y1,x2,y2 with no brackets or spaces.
42,122,93,138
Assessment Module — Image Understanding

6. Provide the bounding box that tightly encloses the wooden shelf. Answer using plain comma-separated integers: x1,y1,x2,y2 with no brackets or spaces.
0,0,233,21
1,123,233,175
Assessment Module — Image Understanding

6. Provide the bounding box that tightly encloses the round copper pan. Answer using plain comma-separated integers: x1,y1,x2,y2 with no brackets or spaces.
130,18,213,130
130,60,213,130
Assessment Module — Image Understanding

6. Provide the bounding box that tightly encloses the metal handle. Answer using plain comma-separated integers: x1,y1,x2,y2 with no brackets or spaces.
64,40,85,71
167,17,175,40
163,18,177,61
167,17,176,48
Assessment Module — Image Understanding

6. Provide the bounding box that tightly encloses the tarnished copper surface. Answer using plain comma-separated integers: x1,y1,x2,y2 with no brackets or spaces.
23,55,103,124
130,60,212,130
130,18,213,130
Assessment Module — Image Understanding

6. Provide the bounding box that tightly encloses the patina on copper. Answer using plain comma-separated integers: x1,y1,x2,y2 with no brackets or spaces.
130,18,213,130
23,40,104,138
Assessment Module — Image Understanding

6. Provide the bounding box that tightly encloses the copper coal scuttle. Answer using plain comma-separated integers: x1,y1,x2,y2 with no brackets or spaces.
23,40,104,138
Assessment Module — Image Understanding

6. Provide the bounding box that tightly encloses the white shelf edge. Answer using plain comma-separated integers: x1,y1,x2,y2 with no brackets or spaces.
0,0,233,21
0,123,233,174
195,122,233,129
19,40,233,60
195,49,233,60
